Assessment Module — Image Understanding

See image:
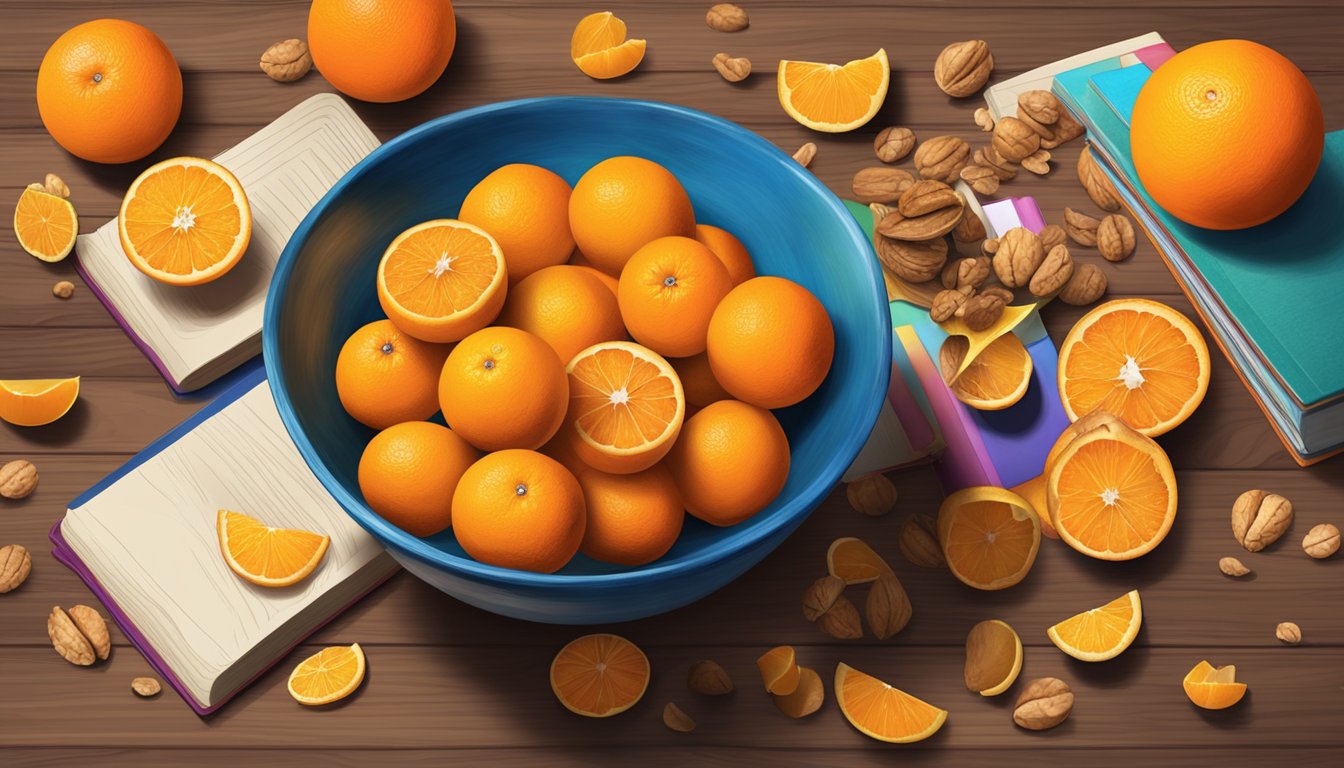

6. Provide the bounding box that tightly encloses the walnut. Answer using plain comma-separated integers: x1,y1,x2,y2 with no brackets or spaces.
942,256,991,291
992,227,1045,288
913,136,970,183
875,235,949,282
1064,207,1101,246
973,146,1018,180
1017,90,1062,126
1097,214,1136,262
959,164,1000,196
931,288,971,322
1231,490,1293,552
934,40,994,98
874,126,917,163
1078,147,1123,211
712,53,751,82
1029,244,1074,297
1058,263,1107,305
259,39,312,83
706,3,749,32
953,211,987,243
853,167,916,204
991,117,1041,163
1038,224,1067,251
960,292,1006,331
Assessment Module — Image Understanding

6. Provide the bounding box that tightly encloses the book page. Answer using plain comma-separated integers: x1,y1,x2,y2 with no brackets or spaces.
983,33,1164,119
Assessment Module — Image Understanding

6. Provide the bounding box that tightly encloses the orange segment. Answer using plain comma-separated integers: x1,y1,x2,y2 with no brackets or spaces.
571,12,645,79
938,486,1041,591
757,645,801,696
1183,660,1248,710
834,663,948,743
949,332,1033,411
216,509,330,588
376,219,507,343
13,186,77,263
287,644,366,706
1058,298,1211,436
550,634,650,717
118,157,251,286
826,537,894,585
777,49,889,132
0,377,80,427
565,341,685,474
1047,590,1142,662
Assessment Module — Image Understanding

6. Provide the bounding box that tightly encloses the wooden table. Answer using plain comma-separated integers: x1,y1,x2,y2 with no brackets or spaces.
3,2,1342,765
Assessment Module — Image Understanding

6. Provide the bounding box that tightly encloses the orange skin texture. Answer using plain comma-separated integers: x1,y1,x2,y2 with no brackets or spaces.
336,320,453,429
670,352,731,408
458,164,575,284
569,156,697,274
37,19,182,164
694,224,757,286
577,464,685,566
496,265,627,365
308,0,456,103
451,449,586,573
667,400,791,527
438,326,569,451
618,236,733,358
358,421,478,537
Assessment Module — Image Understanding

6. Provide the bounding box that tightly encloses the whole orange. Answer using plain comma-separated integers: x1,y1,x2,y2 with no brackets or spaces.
669,352,730,408
458,164,575,283
438,326,568,451
308,0,456,103
496,265,626,364
569,156,696,274
451,449,586,573
707,276,834,409
336,319,453,429
577,464,684,566
36,19,182,164
693,224,756,286
569,262,619,297
668,400,790,527
618,236,732,358
1131,40,1323,230
358,421,478,537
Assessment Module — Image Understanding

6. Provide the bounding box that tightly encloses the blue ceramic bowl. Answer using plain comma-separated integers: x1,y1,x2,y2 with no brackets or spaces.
264,97,890,624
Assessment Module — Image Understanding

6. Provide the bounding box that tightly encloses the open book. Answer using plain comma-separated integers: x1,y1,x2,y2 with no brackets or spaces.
75,94,381,393
51,365,398,714
982,33,1168,120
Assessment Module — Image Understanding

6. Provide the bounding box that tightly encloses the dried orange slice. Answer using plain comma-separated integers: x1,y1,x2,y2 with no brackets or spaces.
826,537,894,585
1047,590,1142,662
834,663,948,743
565,341,685,474
777,49,889,133
964,619,1023,697
288,644,366,706
948,332,1033,411
0,377,80,427
757,645,801,696
216,509,330,588
550,633,650,717
119,157,251,286
1183,660,1247,710
938,486,1040,590
14,186,77,263
1058,298,1210,437
571,11,645,80
377,219,507,344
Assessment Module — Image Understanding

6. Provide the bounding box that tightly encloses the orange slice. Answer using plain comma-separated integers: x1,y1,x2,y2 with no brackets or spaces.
826,537,894,585
777,49,890,133
1009,475,1057,539
1046,415,1178,560
571,11,645,79
773,666,824,718
216,509,330,588
834,663,948,743
938,486,1040,591
964,619,1023,697
757,645,801,696
377,219,507,344
287,644,366,706
14,186,77,263
948,332,1033,411
1047,590,1142,662
1183,660,1247,710
118,157,251,286
565,341,685,474
0,377,80,427
550,633,650,717
1058,298,1210,437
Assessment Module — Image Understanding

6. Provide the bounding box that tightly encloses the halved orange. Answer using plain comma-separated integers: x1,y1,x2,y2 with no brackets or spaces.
571,11,645,79
834,663,948,743
1058,298,1211,437
1046,415,1178,560
826,537,894,585
949,332,1033,411
377,219,507,344
14,186,77,263
757,645,801,696
550,633,650,717
777,49,890,132
118,157,251,286
1047,590,1142,662
0,377,80,427
565,341,685,474
288,643,366,706
938,486,1041,591
216,509,330,588
1183,660,1247,710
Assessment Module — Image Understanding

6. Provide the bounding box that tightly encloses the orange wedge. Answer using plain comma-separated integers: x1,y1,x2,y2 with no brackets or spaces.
216,509,330,588
757,645,801,696
14,186,77,263
826,537,894,585
0,377,80,427
1047,590,1142,662
938,486,1041,591
377,219,507,344
550,634,650,717
777,49,889,133
565,341,685,474
964,619,1023,697
571,11,645,79
1010,475,1057,539
949,332,1033,411
1183,660,1248,710
288,644,366,706
1058,298,1210,437
834,663,948,743
119,157,251,286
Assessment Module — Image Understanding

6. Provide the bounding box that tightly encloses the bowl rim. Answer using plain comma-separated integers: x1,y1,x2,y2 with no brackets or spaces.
263,95,891,588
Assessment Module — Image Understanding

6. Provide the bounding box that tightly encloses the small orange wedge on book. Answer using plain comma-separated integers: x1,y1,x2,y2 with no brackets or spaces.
216,509,330,588
0,377,80,427
938,486,1041,591
565,341,685,474
119,157,251,286
778,49,890,133
757,645,801,696
835,663,948,743
14,185,77,263
570,11,646,80
948,332,1034,411
288,643,365,706
377,219,507,344
550,633,650,717
1183,660,1247,710
826,537,894,585
1047,590,1142,662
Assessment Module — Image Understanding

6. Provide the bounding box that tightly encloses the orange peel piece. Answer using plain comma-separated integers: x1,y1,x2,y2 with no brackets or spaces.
757,645,801,696
826,537,894,585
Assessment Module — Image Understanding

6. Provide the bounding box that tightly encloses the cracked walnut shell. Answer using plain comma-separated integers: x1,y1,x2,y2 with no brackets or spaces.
1232,490,1293,552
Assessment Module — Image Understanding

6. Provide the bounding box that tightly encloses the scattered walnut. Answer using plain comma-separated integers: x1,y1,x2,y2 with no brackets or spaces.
874,126,917,163
1044,109,1085,148
1013,678,1073,731
973,146,1018,180
0,460,38,500
1029,244,1074,297
980,284,1013,304
1218,556,1251,577
48,606,95,666
1077,147,1122,211
1038,224,1067,251
973,107,995,132
949,256,991,290
1020,149,1052,176
52,280,75,299
1275,621,1302,645
931,288,971,322
981,237,1000,257
1302,523,1340,559
898,513,946,569
877,202,964,243
802,575,846,622
845,474,898,517
706,3,749,32
899,180,961,218
960,292,1006,331
68,605,110,661
934,40,993,98
688,660,734,695
853,167,916,204
1017,111,1059,145
959,165,1000,196
1017,90,1062,126
1063,207,1101,247
712,52,751,82
817,594,863,639
875,235,949,282
913,136,970,183
991,117,1041,163
791,142,816,168
663,701,696,733
0,544,32,593
1232,490,1294,552
866,573,912,640
953,212,987,244
1097,214,1136,262
940,336,970,384
259,38,312,83
132,676,162,697
992,227,1045,288
1058,263,1107,305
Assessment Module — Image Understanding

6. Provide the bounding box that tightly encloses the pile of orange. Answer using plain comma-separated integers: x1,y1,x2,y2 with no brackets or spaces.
336,156,835,573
